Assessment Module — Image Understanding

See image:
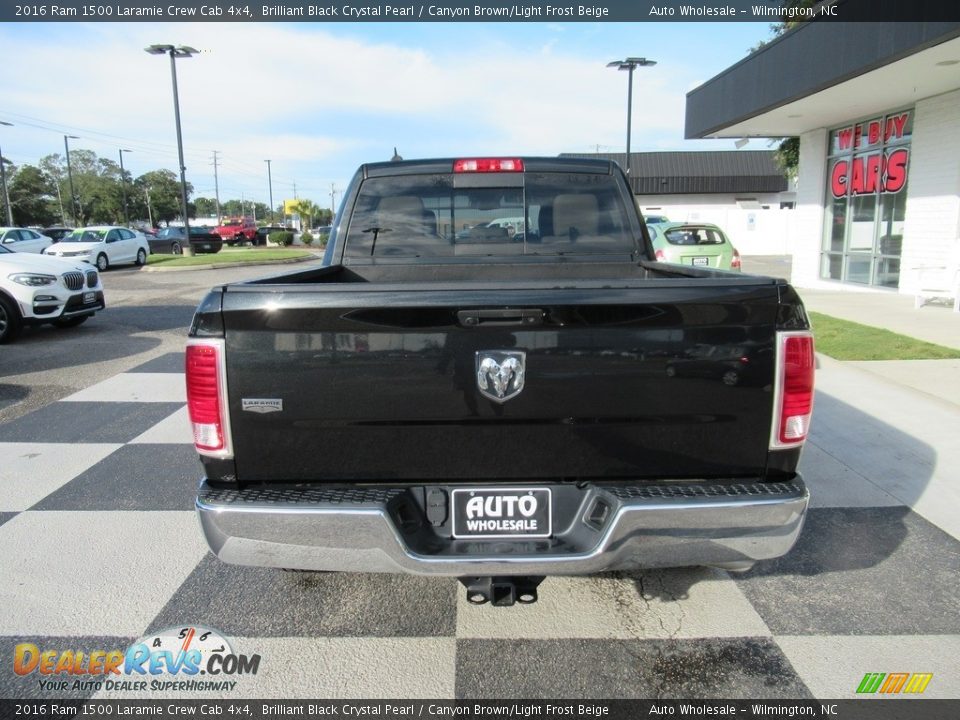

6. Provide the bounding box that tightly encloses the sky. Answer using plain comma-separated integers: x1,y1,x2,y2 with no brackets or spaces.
0,21,773,212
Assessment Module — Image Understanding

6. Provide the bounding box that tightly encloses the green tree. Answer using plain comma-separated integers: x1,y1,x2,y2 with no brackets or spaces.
37,150,127,225
253,202,271,221
194,197,218,218
8,165,58,227
773,137,800,181
133,170,193,225
747,2,814,180
38,154,69,224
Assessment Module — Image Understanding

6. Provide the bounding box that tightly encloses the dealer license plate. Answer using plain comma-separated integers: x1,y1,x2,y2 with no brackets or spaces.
83,291,95,304
692,256,709,267
451,488,552,539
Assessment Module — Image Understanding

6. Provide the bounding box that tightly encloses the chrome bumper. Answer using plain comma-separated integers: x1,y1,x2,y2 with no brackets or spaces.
196,479,808,575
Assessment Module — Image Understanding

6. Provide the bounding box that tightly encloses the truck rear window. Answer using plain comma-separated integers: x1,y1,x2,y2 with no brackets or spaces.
343,172,637,259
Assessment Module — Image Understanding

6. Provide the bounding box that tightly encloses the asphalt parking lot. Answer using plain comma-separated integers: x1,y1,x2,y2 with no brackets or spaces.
1,259,958,700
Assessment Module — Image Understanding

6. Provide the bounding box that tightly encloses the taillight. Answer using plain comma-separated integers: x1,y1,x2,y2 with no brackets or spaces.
186,339,233,458
453,158,524,173
655,249,666,261
770,331,815,449
731,248,742,270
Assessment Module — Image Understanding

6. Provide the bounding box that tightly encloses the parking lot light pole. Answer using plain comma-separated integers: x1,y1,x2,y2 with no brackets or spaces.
0,121,13,226
606,57,657,174
118,148,132,226
64,134,80,224
145,44,198,243
265,159,274,224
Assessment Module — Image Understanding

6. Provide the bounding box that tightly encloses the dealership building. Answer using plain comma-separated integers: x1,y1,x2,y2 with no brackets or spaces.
685,20,960,294
561,150,797,256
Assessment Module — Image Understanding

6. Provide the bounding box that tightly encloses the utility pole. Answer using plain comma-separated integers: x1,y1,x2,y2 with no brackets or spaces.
212,150,221,225
0,155,11,227
118,148,132,225
0,121,13,226
264,159,274,223
54,176,66,225
144,187,153,227
330,183,337,218
64,135,80,224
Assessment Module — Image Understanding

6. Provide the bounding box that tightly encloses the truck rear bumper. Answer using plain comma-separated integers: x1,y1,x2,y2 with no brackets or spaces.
196,478,808,576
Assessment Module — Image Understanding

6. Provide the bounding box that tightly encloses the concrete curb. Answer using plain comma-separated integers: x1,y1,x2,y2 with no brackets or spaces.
141,253,320,273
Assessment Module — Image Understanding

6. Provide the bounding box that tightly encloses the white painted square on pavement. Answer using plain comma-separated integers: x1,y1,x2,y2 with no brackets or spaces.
0,511,208,636
0,443,122,511
129,406,191,445
62,373,185,403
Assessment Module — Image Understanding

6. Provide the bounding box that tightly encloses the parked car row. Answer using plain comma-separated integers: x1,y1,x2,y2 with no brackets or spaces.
5,220,304,263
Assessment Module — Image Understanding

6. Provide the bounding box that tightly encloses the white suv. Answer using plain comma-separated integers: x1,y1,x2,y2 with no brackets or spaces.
0,244,105,343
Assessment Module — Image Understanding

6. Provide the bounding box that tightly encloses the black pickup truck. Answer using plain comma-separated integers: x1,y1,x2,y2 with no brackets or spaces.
186,157,814,606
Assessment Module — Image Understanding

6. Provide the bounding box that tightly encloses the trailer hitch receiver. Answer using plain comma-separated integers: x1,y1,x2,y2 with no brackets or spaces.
459,576,545,606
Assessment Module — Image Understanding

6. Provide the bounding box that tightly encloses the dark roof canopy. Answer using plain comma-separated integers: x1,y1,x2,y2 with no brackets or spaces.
561,151,789,195
685,19,960,139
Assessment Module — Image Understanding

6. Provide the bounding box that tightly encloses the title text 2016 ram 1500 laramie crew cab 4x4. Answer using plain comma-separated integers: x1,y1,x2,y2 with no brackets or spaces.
186,157,814,606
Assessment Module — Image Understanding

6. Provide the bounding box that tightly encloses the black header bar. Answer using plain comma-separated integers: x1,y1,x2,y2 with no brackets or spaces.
4,0,960,23
1,700,958,720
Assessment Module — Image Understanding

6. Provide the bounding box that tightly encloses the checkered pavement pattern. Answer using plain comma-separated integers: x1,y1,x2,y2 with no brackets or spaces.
1,352,958,700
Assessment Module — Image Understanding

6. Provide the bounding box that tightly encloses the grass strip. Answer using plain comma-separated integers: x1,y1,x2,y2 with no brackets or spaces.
809,311,960,361
147,248,315,267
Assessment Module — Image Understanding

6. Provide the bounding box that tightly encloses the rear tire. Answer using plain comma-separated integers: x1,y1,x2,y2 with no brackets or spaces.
0,294,23,344
135,248,147,266
171,242,182,255
96,253,109,271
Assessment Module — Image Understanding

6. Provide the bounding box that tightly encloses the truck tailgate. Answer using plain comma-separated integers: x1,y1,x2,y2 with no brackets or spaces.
220,282,779,483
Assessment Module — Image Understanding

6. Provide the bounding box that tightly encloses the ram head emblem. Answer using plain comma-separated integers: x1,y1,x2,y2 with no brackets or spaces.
476,351,526,403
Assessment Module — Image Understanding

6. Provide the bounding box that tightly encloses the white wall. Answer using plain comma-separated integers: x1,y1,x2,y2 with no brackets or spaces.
899,88,960,293
786,94,960,293
636,193,797,255
789,129,828,288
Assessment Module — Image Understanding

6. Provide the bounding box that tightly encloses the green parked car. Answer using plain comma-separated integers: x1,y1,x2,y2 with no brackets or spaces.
647,222,741,271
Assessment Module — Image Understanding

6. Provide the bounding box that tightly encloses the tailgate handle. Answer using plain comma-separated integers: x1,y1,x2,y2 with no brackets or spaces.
457,309,544,327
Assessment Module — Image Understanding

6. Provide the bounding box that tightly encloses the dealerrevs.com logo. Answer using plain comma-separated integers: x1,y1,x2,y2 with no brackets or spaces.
13,626,260,693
